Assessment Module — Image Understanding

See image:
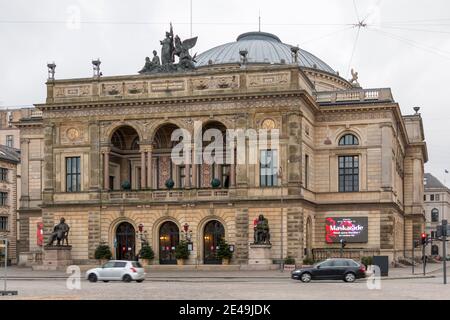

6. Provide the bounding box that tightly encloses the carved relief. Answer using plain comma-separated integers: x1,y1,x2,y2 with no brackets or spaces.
261,118,276,130
54,85,91,98
61,126,85,144
125,81,146,95
247,72,290,88
192,76,239,91
102,83,123,96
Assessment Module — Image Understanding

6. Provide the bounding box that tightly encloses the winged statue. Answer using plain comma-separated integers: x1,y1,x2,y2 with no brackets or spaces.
138,23,198,74
174,35,198,70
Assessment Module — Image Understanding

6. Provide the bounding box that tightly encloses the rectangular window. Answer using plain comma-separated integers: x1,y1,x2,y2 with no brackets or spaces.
260,150,278,187
338,155,359,192
0,168,7,182
424,195,427,201
221,165,230,188
109,176,115,191
305,154,309,189
436,194,440,201
430,194,435,201
179,166,185,188
0,217,7,231
6,135,13,148
66,157,81,192
0,192,7,206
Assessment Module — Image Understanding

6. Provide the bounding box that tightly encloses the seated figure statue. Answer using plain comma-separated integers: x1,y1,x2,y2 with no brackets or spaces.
47,217,70,246
253,214,271,245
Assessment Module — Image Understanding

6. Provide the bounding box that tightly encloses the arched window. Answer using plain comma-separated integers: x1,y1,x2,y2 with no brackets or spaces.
339,134,359,146
431,208,439,222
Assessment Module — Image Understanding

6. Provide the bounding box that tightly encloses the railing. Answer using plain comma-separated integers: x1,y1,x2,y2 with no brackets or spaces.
312,248,381,261
107,188,230,201
315,88,393,104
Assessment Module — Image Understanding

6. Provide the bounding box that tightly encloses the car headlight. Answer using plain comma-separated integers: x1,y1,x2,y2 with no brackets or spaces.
292,270,301,274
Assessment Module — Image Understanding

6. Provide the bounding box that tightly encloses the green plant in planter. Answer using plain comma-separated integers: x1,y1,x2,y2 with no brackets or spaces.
139,245,155,260
175,240,190,260
217,239,233,260
361,256,373,267
94,243,112,260
211,178,221,188
165,178,175,189
284,257,296,265
121,180,131,190
302,257,315,265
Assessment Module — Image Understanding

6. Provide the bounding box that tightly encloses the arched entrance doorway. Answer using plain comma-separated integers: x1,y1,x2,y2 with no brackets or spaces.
115,222,136,260
159,221,179,264
203,220,225,264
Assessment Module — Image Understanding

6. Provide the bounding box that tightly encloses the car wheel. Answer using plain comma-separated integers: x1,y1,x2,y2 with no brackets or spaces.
344,272,356,283
88,273,98,283
136,280,144,283
122,274,132,283
300,273,312,283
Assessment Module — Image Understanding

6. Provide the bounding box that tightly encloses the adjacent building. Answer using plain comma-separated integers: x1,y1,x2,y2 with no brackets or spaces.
424,173,450,257
18,30,428,266
0,145,20,264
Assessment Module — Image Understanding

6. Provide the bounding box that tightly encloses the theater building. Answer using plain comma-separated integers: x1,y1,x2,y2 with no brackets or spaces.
29,30,427,266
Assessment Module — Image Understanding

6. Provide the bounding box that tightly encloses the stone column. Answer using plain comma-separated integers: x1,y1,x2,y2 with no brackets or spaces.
43,124,55,195
230,163,236,187
147,146,152,189
191,149,197,188
381,124,393,190
88,121,101,191
103,148,110,190
20,138,30,205
140,149,146,189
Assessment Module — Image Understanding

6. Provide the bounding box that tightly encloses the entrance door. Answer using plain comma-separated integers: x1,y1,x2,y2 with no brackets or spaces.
159,221,179,264
115,222,135,260
203,220,225,264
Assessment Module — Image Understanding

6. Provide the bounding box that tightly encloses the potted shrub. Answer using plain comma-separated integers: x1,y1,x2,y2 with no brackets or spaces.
302,257,314,267
175,240,190,265
121,180,131,190
361,256,373,268
94,242,112,265
165,178,175,189
284,257,296,272
211,178,221,189
217,238,233,265
139,244,155,266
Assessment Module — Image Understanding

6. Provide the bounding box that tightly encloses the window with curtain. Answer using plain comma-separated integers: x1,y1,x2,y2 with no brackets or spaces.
260,150,278,187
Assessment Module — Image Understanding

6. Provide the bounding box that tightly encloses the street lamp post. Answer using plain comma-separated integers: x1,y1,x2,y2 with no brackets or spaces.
278,166,284,271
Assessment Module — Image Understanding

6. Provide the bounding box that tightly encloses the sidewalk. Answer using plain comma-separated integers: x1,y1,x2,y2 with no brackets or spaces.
0,265,442,280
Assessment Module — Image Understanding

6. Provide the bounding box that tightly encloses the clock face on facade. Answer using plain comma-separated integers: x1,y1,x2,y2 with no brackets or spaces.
67,128,80,141
261,118,276,130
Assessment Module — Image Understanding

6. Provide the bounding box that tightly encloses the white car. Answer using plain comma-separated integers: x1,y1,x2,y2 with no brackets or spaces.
86,260,145,283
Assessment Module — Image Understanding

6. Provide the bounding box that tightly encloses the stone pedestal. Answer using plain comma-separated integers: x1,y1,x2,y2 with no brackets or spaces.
33,246,73,271
248,244,272,265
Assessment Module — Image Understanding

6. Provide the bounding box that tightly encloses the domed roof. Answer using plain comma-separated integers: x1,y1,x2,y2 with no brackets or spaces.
195,31,336,74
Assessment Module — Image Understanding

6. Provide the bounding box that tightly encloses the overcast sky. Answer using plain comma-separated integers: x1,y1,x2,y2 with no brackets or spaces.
1,0,449,185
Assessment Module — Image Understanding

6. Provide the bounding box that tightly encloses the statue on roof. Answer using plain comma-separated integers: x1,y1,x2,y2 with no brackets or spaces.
160,23,175,65
174,35,198,70
349,68,361,87
138,23,198,74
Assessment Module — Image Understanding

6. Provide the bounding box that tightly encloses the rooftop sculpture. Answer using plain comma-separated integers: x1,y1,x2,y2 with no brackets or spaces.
139,23,198,74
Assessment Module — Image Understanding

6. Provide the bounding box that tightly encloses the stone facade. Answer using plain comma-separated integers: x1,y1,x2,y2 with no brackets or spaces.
0,146,20,264
15,32,428,266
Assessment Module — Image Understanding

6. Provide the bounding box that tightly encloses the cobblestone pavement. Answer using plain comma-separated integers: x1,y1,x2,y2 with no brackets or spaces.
0,267,449,300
